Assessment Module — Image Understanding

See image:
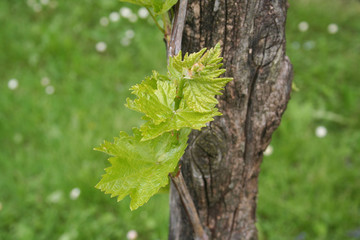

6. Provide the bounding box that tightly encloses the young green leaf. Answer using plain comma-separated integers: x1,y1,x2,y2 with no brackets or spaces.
95,127,191,210
168,44,232,112
140,108,221,140
125,44,232,140
96,44,233,210
126,75,175,125
119,0,178,15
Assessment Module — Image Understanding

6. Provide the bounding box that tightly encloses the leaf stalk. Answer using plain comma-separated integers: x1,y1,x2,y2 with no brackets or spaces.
146,7,165,33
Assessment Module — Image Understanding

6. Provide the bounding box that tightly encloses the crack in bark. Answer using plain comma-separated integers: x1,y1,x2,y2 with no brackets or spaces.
190,143,211,226
228,206,239,240
208,154,214,198
223,0,228,52
243,65,260,165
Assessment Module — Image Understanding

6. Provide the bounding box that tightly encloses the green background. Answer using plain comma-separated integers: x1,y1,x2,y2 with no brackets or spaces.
1,0,359,239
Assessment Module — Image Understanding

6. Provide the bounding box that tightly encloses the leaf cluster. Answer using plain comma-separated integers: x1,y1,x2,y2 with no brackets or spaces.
96,44,232,210
120,0,177,15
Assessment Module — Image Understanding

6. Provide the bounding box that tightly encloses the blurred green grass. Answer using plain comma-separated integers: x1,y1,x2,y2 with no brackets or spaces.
0,0,359,239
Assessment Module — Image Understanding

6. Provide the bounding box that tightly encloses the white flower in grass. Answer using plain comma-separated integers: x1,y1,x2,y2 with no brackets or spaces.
120,7,132,18
27,0,36,7
126,230,138,240
45,85,55,95
49,1,58,9
125,29,135,39
109,12,120,22
47,190,63,203
121,38,131,46
100,17,109,27
264,145,273,156
298,21,309,32
70,188,81,200
315,126,327,138
33,3,42,12
59,233,71,240
328,23,339,34
8,78,19,90
59,230,78,240
13,133,23,144
40,0,49,5
96,41,107,52
41,76,50,86
138,7,149,19
303,40,315,50
128,14,138,23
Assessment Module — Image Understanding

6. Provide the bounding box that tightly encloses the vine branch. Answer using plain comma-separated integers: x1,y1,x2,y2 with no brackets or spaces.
168,0,188,57
167,1,208,239
170,170,209,240
146,7,165,33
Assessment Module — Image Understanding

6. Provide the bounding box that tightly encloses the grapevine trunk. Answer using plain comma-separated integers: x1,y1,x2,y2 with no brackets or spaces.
169,1,293,239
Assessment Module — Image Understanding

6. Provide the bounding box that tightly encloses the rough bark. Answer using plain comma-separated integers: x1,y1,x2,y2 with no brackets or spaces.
169,1,293,239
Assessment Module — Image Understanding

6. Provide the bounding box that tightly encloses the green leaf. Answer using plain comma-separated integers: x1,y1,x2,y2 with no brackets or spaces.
119,0,178,15
168,44,233,112
96,43,233,209
126,70,224,140
95,128,191,210
182,75,232,112
126,44,232,140
140,108,221,140
126,73,176,125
